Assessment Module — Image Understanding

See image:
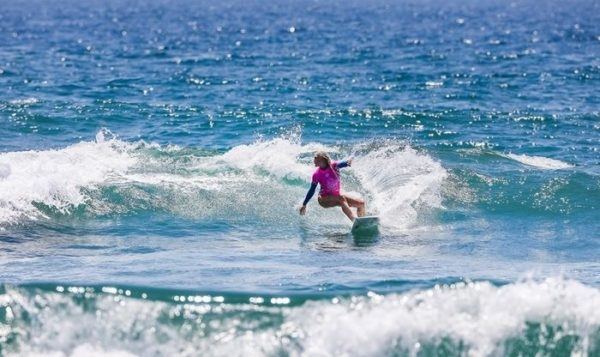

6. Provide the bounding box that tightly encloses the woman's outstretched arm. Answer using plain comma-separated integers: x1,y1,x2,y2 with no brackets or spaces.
299,182,318,215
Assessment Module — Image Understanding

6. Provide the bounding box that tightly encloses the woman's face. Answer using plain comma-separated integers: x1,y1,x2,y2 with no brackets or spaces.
314,156,326,167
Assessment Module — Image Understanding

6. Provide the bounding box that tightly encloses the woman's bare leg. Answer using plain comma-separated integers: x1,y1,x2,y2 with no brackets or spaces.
344,194,366,217
339,199,356,221
318,195,356,221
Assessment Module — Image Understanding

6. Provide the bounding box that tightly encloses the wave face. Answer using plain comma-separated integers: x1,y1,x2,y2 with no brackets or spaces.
0,131,446,232
1,278,599,356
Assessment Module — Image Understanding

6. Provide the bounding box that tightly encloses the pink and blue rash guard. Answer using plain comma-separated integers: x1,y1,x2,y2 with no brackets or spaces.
302,160,350,206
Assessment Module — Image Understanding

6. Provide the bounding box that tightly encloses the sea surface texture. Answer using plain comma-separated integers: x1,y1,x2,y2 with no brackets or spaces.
1,0,599,355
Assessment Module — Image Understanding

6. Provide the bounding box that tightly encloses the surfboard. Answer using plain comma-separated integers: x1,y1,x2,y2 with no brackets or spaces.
351,216,380,233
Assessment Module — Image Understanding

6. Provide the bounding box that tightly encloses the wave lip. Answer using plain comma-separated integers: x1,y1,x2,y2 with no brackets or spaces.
505,153,574,170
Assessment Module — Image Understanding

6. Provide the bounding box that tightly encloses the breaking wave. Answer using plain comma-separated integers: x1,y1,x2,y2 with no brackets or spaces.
0,130,446,231
1,278,598,356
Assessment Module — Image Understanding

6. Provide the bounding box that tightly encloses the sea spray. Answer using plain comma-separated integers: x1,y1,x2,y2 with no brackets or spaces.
352,141,447,230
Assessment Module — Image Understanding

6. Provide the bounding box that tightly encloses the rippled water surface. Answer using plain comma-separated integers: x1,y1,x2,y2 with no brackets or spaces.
0,0,599,355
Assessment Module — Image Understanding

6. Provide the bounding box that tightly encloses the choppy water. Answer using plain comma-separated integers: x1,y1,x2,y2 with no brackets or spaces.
1,0,599,355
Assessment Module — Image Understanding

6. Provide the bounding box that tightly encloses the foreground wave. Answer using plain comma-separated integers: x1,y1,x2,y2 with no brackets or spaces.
1,277,598,356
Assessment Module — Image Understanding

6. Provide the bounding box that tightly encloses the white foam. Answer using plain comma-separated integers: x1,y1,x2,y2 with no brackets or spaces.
216,136,327,181
352,142,447,229
2,278,598,356
506,153,573,170
0,132,136,224
123,172,247,191
287,277,600,356
0,163,11,179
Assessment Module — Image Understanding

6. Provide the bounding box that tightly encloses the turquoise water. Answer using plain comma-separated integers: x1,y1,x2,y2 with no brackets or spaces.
1,0,599,355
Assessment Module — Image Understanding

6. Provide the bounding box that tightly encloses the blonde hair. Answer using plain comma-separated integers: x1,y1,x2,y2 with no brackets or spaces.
314,151,339,178
314,151,331,166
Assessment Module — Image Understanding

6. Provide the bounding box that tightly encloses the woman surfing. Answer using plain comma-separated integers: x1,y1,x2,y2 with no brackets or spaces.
299,151,365,221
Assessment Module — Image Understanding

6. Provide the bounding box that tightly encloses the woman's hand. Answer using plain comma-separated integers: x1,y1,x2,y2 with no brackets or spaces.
347,158,353,166
299,205,307,215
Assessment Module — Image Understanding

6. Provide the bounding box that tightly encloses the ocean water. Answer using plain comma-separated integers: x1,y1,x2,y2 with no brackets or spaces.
0,0,599,355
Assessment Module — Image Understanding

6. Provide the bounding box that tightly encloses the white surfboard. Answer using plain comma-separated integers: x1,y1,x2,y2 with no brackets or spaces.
351,216,380,232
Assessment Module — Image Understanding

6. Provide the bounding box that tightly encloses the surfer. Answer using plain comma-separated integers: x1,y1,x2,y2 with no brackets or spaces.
299,151,365,221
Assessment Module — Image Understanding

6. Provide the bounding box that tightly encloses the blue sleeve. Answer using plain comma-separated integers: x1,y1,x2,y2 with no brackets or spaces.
302,183,318,206
336,160,350,169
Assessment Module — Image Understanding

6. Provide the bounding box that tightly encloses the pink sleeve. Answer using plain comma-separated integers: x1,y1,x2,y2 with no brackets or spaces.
311,171,318,184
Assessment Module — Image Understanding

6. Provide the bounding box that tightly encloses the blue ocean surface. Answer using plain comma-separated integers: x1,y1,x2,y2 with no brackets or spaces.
0,0,599,355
